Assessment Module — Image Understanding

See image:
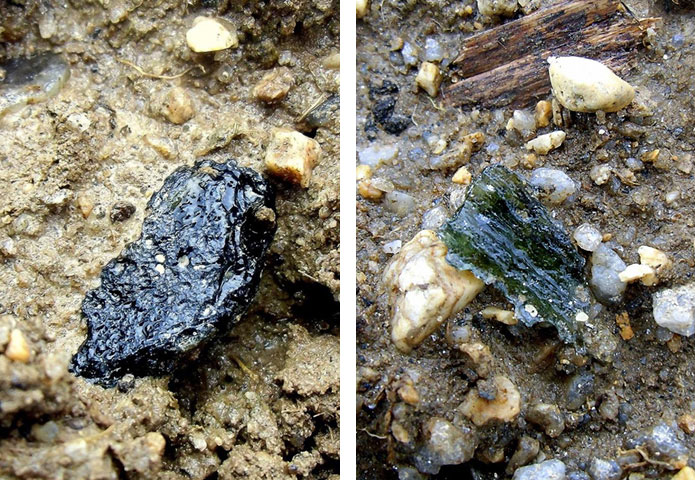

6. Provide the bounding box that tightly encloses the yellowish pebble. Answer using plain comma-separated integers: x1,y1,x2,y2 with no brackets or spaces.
6,328,30,363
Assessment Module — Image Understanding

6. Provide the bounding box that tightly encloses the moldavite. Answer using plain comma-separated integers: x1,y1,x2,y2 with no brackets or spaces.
70,159,276,387
440,165,589,344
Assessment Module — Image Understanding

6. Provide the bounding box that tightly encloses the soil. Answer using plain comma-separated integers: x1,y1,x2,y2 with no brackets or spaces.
0,1,339,479
357,0,695,478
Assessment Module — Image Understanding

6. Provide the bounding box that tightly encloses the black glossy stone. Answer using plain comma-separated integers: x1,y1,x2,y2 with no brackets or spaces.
440,165,589,345
70,159,276,387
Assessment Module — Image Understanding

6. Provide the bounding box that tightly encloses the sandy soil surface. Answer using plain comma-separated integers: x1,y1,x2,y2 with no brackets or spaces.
0,1,339,478
357,1,695,478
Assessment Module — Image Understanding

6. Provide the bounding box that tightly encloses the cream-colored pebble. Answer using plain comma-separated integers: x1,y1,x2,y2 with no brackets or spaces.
638,246,671,273
265,128,321,188
460,375,521,426
186,17,238,53
548,56,635,113
524,131,566,155
452,166,472,185
356,0,369,18
415,62,442,98
384,230,484,353
619,264,657,286
6,328,30,362
480,307,517,325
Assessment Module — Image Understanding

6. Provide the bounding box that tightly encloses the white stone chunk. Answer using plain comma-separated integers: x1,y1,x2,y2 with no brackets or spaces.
525,131,566,155
573,223,602,252
383,230,484,353
186,17,238,53
548,56,635,113
653,282,695,337
264,128,321,188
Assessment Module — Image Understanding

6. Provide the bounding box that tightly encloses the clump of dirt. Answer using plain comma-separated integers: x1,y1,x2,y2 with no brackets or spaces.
357,0,695,478
0,1,339,479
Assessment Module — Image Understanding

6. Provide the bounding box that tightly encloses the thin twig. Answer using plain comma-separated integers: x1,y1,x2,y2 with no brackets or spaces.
116,58,192,80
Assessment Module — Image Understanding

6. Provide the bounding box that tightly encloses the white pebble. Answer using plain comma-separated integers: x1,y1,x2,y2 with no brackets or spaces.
383,240,402,255
186,17,238,53
525,131,566,155
573,224,602,252
590,165,612,185
507,109,536,139
358,144,398,168
653,282,695,336
424,38,445,62
528,168,576,204
421,206,449,231
401,42,419,67
548,56,635,113
383,231,484,353
590,244,627,304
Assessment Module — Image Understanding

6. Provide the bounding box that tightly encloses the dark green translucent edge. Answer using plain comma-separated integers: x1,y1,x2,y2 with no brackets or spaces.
439,165,589,346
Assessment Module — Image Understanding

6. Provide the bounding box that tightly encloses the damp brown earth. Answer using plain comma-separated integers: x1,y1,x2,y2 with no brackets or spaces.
0,1,339,479
357,1,695,478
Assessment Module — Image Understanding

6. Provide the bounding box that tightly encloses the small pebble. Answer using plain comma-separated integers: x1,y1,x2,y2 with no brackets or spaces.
384,191,416,216
401,42,419,67
512,459,566,480
186,17,238,53
652,282,695,336
424,38,445,62
525,131,566,155
535,100,552,128
358,144,398,168
506,436,540,475
590,244,626,304
526,403,565,438
356,0,369,18
460,375,521,426
573,224,602,252
677,414,695,435
566,371,594,410
588,458,622,480
638,246,671,273
528,167,576,204
5,328,30,362
452,166,472,185
618,264,657,286
590,164,612,185
110,202,136,223
413,417,477,475
76,194,94,219
383,240,402,255
626,423,688,470
265,128,321,188
480,306,517,325
674,467,695,480
162,87,195,125
421,206,449,231
477,0,518,17
508,109,536,139
415,62,442,97
548,56,635,113
253,67,294,103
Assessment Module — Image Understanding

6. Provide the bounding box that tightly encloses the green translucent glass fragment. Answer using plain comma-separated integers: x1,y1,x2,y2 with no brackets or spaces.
440,165,589,344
